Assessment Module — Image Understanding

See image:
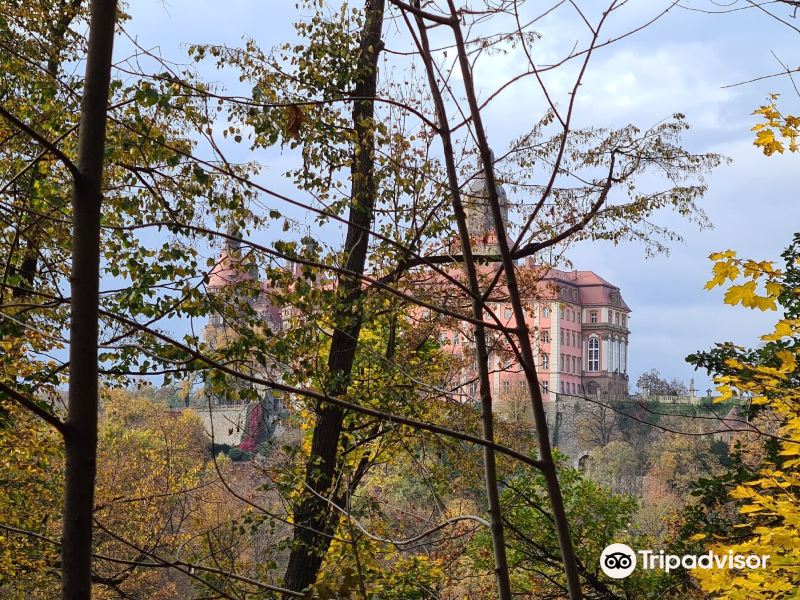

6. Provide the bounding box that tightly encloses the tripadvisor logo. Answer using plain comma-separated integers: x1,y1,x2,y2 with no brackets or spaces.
600,544,769,579
600,544,637,579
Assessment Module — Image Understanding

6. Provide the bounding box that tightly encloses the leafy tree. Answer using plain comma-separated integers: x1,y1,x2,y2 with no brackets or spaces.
636,369,688,396
1,0,263,594
469,457,666,599
685,234,800,598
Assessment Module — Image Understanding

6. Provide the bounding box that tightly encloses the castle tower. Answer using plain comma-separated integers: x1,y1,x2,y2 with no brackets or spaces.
461,149,510,254
205,227,280,347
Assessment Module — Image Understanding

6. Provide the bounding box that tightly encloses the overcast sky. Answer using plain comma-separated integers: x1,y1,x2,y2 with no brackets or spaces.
121,1,800,393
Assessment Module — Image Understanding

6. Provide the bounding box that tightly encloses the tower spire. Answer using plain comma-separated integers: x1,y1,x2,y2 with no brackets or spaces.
462,148,509,252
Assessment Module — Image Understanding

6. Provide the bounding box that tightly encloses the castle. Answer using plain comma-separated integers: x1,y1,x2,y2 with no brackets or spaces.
200,157,632,461
440,155,631,412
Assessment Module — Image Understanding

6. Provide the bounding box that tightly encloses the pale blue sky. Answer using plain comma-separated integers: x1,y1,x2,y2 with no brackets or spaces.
120,1,800,392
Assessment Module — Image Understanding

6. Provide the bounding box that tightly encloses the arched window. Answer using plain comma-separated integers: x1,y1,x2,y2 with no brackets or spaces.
588,337,599,372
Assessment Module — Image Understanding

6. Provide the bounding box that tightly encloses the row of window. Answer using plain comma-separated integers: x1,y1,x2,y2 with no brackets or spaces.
560,353,580,374
559,328,581,348
539,352,582,374
543,304,627,327
468,377,581,399
559,306,581,322
560,381,580,395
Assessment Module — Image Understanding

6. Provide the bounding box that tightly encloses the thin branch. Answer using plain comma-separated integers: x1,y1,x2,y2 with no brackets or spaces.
0,106,80,178
0,380,67,434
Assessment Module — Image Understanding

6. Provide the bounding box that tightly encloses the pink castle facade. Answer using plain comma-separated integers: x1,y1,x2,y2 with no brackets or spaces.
438,263,630,405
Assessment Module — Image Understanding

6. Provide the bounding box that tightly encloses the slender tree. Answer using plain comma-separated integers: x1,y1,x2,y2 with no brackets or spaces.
282,0,387,593
60,0,118,597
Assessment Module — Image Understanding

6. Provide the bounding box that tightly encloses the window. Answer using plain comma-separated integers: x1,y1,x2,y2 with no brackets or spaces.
621,341,627,373
542,381,549,393
615,312,620,326
560,328,564,345
572,356,577,374
588,337,599,372
504,307,512,319
541,330,550,343
560,381,565,393
560,307,565,319
542,306,550,318
622,314,627,328
590,311,598,324
560,353,565,371
572,331,577,347
453,334,459,346
503,381,510,394
541,353,549,370
469,382,477,396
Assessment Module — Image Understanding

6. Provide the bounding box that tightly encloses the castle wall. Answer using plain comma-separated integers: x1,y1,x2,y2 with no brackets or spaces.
192,406,248,446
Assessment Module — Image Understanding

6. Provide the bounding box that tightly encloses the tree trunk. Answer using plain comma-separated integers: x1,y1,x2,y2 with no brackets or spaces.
413,15,513,600
282,1,385,594
61,1,118,598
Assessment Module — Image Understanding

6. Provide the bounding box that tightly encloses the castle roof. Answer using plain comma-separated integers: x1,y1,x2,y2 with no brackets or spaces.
523,263,630,311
